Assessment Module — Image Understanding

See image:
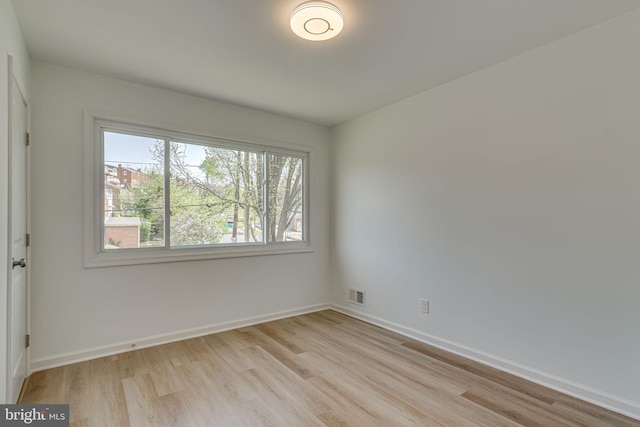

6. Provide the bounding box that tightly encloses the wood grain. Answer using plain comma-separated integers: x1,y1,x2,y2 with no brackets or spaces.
20,310,640,426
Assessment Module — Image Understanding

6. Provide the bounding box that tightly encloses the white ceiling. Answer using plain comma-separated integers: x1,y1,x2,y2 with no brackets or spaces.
12,0,640,126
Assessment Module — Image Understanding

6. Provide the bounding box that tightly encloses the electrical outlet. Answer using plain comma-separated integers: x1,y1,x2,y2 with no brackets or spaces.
420,299,429,314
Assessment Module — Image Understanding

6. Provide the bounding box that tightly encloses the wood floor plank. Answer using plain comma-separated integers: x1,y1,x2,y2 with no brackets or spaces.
463,390,565,427
254,321,308,355
122,373,163,427
551,399,640,427
462,379,603,427
239,328,316,379
19,310,640,426
202,331,257,373
402,339,563,404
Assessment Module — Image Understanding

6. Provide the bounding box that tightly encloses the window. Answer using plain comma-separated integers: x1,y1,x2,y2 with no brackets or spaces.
84,113,311,267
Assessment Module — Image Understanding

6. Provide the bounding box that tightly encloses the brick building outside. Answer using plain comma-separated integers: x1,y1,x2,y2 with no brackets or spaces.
104,164,147,248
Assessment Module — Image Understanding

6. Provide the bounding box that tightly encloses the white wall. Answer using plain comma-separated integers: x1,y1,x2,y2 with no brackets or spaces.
0,0,31,403
332,9,640,418
29,62,331,368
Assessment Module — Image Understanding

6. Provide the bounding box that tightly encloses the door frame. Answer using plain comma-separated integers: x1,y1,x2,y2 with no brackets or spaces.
5,54,31,403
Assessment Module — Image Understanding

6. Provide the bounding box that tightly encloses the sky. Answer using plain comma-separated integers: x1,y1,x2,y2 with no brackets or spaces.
104,131,208,179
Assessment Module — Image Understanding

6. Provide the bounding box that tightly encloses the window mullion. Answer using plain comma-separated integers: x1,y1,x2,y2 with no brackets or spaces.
263,151,269,245
164,138,171,249
301,158,305,243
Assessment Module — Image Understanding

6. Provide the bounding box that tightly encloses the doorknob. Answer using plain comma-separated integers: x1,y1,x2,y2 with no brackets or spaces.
12,258,26,269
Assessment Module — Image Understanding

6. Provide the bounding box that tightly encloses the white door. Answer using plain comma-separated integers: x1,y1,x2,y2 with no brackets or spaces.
7,71,28,403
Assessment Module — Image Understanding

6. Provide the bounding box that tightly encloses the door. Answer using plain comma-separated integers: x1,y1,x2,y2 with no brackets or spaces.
7,68,28,403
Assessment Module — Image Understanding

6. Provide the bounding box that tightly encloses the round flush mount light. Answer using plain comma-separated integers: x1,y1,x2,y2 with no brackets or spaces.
290,1,344,41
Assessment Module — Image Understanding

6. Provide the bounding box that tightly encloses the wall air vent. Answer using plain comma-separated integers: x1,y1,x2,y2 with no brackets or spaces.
349,288,365,306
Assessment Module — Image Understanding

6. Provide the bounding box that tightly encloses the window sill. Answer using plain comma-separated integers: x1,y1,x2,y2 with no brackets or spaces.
83,243,314,268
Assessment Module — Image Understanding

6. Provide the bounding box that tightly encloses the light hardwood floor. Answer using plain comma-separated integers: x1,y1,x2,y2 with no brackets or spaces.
21,310,639,426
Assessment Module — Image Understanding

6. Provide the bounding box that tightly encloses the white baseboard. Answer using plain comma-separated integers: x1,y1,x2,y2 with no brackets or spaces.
330,303,640,422
29,303,330,373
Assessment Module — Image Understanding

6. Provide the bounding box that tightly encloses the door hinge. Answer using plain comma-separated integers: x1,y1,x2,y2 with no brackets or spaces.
25,132,30,146
26,233,30,247
25,334,30,348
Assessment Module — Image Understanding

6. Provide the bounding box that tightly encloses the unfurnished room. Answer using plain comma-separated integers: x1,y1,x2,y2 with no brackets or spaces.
1,0,640,425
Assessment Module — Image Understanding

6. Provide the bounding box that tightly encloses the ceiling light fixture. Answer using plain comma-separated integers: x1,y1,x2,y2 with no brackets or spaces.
290,1,344,41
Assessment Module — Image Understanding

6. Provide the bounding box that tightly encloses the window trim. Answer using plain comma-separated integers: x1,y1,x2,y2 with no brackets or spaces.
83,109,312,268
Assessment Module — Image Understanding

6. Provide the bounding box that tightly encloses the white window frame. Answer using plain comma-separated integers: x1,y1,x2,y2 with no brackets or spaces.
83,110,312,268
